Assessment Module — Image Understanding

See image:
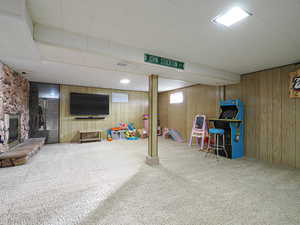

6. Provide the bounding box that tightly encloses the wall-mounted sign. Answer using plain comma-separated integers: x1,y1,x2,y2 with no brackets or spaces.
144,53,184,70
289,69,300,98
112,92,128,103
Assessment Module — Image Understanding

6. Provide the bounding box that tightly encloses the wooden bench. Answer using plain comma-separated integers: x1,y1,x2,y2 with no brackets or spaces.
0,138,45,167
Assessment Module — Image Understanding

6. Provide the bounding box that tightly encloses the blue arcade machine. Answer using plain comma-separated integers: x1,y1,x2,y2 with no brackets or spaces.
211,99,244,159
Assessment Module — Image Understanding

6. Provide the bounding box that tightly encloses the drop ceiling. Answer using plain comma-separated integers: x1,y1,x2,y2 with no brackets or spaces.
1,0,300,92
27,0,300,74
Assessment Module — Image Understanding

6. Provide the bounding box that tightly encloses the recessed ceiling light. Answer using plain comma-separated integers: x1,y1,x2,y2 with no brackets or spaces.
213,7,251,27
117,62,127,67
120,79,130,84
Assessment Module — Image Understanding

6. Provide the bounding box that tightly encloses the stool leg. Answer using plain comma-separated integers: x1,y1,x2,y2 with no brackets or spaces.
189,132,193,146
205,134,211,157
216,134,219,160
223,134,228,158
200,134,204,150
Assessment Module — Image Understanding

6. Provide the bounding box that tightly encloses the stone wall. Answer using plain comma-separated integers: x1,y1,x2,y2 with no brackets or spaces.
0,62,29,152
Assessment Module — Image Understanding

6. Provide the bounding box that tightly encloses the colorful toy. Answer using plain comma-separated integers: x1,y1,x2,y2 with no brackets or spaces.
137,128,147,138
106,130,113,141
109,122,140,140
127,137,139,140
162,128,184,143
111,122,128,131
127,123,135,131
119,123,128,129
125,129,139,140
143,114,149,120
163,128,170,138
168,129,184,143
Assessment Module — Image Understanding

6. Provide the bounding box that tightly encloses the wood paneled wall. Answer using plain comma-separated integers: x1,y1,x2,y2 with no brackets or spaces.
225,64,300,168
60,85,148,143
158,85,220,140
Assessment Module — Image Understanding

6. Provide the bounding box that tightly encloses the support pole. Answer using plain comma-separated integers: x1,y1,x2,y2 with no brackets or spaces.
146,74,159,166
219,86,225,101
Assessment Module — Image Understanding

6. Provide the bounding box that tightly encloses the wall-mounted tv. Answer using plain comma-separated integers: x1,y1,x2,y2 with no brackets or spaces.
70,92,109,115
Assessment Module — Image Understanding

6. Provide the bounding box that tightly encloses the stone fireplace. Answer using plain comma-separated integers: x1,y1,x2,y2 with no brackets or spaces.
0,62,29,152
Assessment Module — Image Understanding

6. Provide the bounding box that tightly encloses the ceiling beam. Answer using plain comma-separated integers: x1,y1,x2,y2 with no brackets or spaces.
34,24,240,85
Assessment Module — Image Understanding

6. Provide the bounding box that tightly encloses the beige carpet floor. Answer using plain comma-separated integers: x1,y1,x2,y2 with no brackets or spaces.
0,138,299,225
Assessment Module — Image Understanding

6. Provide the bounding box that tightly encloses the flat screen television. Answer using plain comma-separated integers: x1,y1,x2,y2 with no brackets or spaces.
70,92,109,115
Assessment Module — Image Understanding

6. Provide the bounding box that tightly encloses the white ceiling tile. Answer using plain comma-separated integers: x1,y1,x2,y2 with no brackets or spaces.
61,0,94,35
27,0,62,27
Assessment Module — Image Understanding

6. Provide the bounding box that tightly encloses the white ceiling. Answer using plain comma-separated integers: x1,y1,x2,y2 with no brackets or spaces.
1,0,300,92
1,57,193,92
27,0,300,74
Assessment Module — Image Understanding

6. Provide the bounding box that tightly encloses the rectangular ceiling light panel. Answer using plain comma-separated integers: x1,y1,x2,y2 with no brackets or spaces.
213,7,251,27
